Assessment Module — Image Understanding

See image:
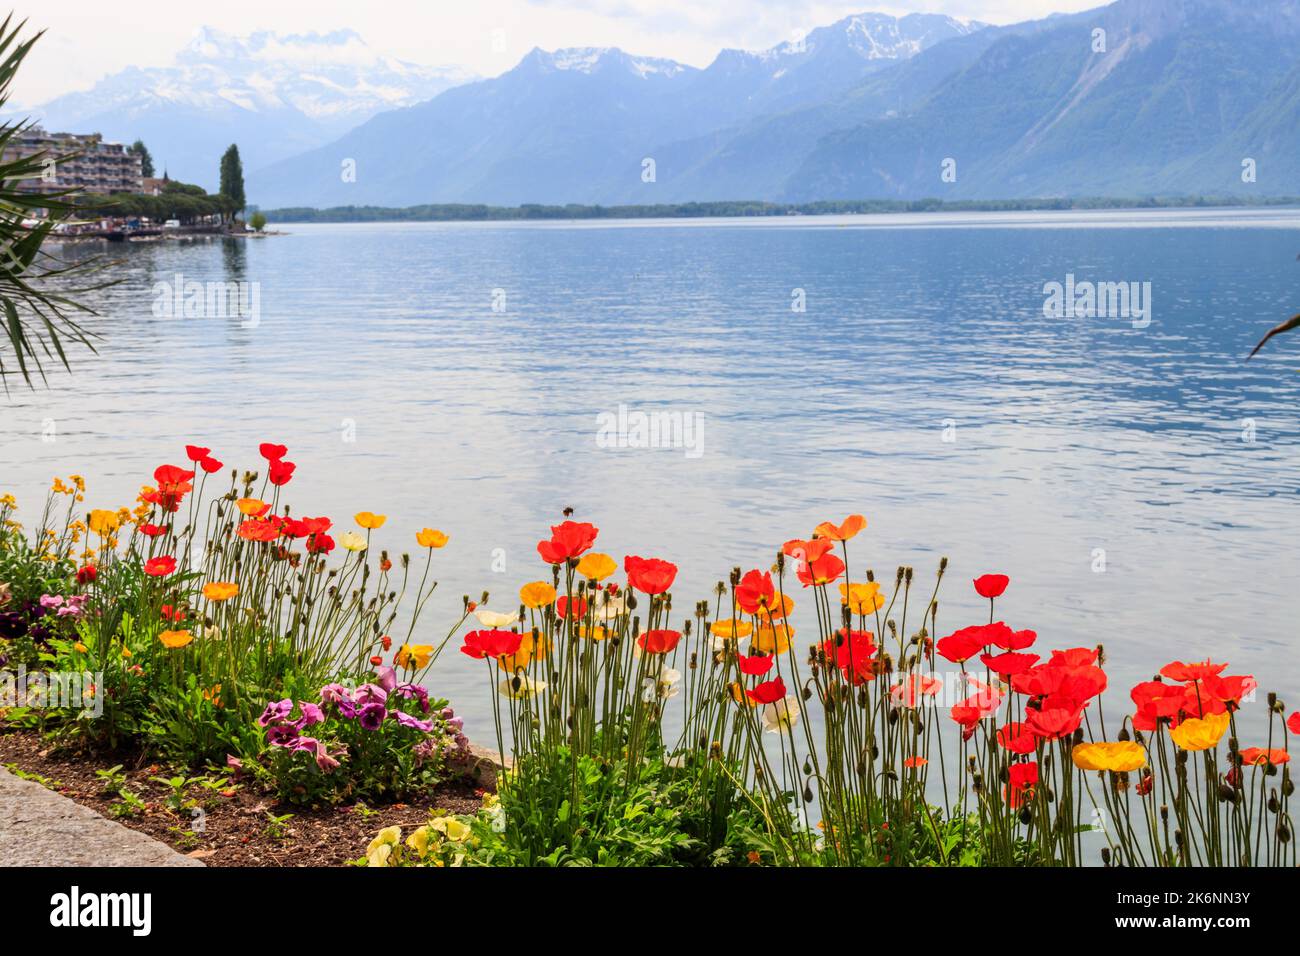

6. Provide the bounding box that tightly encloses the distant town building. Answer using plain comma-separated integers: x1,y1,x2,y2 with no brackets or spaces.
3,127,144,195
141,176,168,196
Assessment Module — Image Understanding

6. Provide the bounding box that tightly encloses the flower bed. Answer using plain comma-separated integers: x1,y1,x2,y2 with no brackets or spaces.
2,451,1296,867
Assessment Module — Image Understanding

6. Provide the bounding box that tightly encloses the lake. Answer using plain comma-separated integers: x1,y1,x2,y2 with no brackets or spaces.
5,209,1300,741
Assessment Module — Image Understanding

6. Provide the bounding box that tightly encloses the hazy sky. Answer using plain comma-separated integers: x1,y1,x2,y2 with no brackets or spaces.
11,0,1103,105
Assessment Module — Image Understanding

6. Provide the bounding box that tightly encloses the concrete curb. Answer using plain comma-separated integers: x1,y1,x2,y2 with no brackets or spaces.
0,768,204,867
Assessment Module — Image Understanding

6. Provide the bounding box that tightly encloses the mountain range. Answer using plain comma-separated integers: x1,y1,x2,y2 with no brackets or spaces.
20,2,1300,206
18,28,475,190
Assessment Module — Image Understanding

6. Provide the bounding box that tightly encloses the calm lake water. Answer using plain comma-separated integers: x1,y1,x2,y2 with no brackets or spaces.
4,209,1300,741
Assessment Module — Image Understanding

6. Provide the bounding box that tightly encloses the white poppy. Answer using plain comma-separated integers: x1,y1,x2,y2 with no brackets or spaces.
761,695,801,733
475,607,520,628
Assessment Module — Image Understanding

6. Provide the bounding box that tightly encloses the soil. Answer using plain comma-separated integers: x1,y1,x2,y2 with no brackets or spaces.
0,728,486,867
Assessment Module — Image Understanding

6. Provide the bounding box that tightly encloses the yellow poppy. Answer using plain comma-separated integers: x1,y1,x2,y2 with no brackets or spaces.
576,552,617,581
1170,712,1231,752
202,581,239,602
710,619,753,641
753,623,795,655
395,643,434,670
840,581,884,615
73,642,88,654
159,629,193,649
88,509,121,536
355,511,387,530
519,581,557,608
236,497,269,517
578,624,608,642
416,528,449,548
1071,741,1147,772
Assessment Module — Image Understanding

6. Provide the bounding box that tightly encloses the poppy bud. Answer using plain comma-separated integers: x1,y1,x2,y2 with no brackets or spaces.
802,685,813,702
1283,775,1294,797
1268,792,1280,814
1267,692,1277,708
803,786,814,804
1101,847,1112,866
1118,726,1131,742
1019,807,1033,826
803,758,813,775
1174,829,1184,847
1279,823,1292,843
1218,783,1237,802
938,556,948,574
866,569,875,582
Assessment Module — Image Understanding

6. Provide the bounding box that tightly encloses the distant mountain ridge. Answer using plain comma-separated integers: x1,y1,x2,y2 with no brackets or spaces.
20,28,475,189
249,11,985,208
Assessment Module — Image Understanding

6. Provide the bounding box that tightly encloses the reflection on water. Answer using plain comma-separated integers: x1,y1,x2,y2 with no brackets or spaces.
3,210,1300,746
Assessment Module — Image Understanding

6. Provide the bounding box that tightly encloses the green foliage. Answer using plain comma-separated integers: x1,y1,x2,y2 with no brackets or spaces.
261,194,1300,225
249,211,266,232
219,144,245,215
127,140,153,178
0,16,110,387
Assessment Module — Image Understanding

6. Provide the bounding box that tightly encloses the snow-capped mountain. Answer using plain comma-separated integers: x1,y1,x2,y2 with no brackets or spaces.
23,28,476,189
251,11,985,208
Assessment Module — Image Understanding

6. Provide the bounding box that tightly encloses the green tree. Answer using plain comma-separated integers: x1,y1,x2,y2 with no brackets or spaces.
0,16,106,388
218,144,245,220
249,211,267,232
128,139,154,177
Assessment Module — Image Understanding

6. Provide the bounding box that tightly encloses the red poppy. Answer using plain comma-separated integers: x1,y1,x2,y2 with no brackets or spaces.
299,515,330,538
1130,680,1187,731
988,626,1036,651
268,460,296,486
890,675,942,708
1238,747,1289,767
980,651,1039,676
1005,761,1038,809
138,523,165,537
143,555,177,577
736,651,774,676
903,756,928,769
238,520,281,543
259,443,288,461
637,629,682,655
536,521,598,564
1179,684,1227,720
1290,712,1300,735
460,629,523,660
185,445,211,462
381,635,393,651
735,569,775,616
1025,696,1085,740
1136,772,1154,796
782,537,834,564
146,464,195,512
746,676,787,706
1049,647,1099,668
795,551,845,588
369,655,383,666
76,565,97,584
973,573,1009,599
820,628,876,678
306,533,335,554
625,555,678,595
997,722,1037,755
555,596,588,619
1203,673,1257,709
199,455,223,474
1160,660,1227,684
160,604,185,622
936,625,989,664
